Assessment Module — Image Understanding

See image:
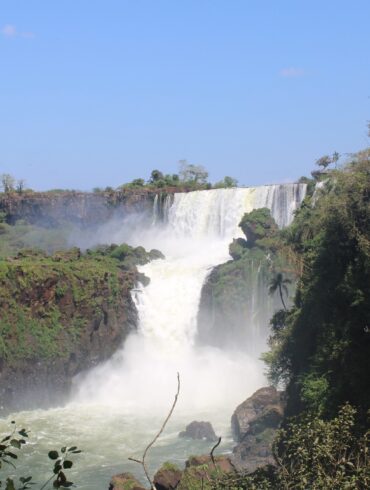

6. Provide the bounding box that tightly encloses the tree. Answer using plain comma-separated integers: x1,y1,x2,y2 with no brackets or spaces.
150,169,164,183
16,179,26,194
1,174,15,193
178,160,208,184
331,151,340,168
315,155,331,170
268,272,291,310
214,176,238,188
130,178,145,187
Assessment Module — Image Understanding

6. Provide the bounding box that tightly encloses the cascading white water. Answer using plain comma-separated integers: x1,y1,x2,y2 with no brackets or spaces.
0,184,306,489
74,184,306,409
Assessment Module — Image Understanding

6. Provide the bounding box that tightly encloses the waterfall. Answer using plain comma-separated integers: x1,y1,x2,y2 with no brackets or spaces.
74,184,306,412
3,184,306,489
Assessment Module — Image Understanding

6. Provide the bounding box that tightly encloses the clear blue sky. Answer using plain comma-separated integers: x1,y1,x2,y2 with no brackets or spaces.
1,0,369,191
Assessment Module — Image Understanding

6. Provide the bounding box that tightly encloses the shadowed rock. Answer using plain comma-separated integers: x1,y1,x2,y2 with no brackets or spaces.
231,386,285,472
153,462,183,490
109,472,146,490
179,421,218,442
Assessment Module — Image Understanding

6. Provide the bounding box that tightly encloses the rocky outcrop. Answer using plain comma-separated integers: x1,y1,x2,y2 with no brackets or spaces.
0,247,146,413
176,455,235,490
178,421,218,442
196,247,280,352
0,190,157,228
231,387,285,472
153,463,183,490
109,472,146,490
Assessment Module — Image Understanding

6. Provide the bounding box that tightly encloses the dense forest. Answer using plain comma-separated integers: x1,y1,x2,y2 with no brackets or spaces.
218,149,370,488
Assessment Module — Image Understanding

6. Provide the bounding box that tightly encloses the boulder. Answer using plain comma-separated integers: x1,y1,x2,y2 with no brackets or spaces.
185,455,235,473
230,386,285,472
178,421,218,442
231,386,284,442
109,472,146,490
176,455,235,490
153,462,183,490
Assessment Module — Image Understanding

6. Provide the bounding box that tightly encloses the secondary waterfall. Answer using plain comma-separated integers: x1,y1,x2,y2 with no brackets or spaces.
0,184,306,489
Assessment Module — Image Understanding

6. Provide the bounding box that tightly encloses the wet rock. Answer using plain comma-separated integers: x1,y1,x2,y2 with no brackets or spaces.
109,472,146,490
149,248,165,261
153,462,183,490
179,421,218,442
231,386,284,442
176,455,235,490
231,386,285,472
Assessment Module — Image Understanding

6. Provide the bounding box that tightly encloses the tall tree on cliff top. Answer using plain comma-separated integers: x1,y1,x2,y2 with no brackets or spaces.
178,160,208,184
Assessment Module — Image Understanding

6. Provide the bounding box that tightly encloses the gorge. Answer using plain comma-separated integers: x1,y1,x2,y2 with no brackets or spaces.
0,184,306,487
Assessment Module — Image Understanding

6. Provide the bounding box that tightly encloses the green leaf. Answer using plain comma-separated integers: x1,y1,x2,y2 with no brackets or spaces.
20,477,32,483
5,451,18,459
48,450,59,460
10,439,21,449
63,460,73,469
5,478,16,490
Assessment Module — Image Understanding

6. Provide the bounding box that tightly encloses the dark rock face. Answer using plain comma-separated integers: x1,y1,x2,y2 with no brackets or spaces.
0,253,138,413
109,472,146,490
179,421,218,442
0,190,156,228
231,386,285,472
153,463,183,490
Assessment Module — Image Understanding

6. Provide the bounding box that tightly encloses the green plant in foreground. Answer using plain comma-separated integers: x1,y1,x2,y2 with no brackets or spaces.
0,421,81,490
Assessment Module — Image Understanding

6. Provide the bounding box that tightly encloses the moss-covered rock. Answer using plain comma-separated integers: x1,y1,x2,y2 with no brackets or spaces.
109,472,146,490
0,242,161,412
153,462,183,490
239,208,279,249
197,209,294,351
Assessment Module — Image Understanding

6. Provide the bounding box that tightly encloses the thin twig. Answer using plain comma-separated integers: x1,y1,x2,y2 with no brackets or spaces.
129,372,181,490
210,436,222,467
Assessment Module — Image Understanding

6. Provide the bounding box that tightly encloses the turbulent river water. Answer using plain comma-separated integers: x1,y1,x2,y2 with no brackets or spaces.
0,185,306,488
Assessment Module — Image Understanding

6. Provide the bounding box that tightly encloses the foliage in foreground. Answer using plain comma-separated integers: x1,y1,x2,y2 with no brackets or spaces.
263,151,370,419
0,421,80,490
211,404,369,489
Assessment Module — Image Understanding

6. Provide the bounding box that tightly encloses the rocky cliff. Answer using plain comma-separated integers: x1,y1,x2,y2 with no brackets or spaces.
0,189,157,228
0,245,161,412
196,209,294,353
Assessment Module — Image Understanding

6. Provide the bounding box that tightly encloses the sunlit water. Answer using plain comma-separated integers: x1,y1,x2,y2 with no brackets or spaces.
0,186,306,488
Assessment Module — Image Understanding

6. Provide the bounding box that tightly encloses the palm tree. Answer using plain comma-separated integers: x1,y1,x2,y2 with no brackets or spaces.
268,272,292,310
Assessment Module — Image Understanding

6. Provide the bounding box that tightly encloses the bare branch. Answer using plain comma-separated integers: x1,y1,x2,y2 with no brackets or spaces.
129,372,181,489
210,437,222,467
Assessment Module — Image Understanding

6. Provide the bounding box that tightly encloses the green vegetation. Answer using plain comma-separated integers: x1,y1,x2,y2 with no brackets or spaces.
239,208,279,249
0,243,160,366
264,150,370,420
198,146,370,489
0,421,81,489
211,404,369,489
197,207,293,348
